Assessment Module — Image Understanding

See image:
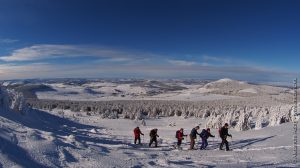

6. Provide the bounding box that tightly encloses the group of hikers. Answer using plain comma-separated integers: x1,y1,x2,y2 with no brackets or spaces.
133,123,232,151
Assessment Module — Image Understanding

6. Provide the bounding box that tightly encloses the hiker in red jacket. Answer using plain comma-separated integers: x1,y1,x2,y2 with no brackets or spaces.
176,128,187,149
133,127,144,144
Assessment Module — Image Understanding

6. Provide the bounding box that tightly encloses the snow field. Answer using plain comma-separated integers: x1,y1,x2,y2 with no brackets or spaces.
1,105,300,167
1,79,300,168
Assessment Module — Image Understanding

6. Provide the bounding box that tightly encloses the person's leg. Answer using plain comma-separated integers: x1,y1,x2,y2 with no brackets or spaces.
149,138,153,147
189,136,193,149
177,140,181,147
154,137,158,147
138,137,141,144
190,137,195,149
134,137,137,144
204,139,208,149
220,138,224,150
225,139,229,151
200,138,205,149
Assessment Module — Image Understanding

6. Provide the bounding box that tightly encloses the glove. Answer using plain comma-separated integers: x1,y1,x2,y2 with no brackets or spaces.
229,134,232,137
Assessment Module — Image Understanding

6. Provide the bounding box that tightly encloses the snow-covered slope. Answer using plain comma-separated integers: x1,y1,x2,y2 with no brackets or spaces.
0,87,299,167
30,78,293,105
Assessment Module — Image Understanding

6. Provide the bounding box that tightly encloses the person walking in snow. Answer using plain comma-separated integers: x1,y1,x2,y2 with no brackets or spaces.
149,128,159,147
189,126,200,150
175,128,187,149
199,128,215,150
219,123,232,151
133,127,144,145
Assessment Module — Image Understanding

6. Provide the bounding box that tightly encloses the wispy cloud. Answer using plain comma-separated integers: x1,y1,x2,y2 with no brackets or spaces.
0,44,297,82
202,55,232,63
0,44,157,61
168,59,197,66
0,62,297,82
105,57,132,62
0,38,19,44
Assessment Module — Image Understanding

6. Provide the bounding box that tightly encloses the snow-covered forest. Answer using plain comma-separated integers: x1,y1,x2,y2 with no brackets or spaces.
28,98,295,131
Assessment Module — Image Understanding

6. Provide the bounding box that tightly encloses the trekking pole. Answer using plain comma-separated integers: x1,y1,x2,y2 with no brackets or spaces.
228,135,233,149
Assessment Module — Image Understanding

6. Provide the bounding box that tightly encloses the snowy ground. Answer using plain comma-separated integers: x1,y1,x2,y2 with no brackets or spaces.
33,78,293,107
1,107,299,168
35,82,239,101
1,78,299,167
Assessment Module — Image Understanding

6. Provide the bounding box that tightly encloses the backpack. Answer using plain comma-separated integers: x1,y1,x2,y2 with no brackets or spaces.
175,130,180,138
199,129,205,138
150,129,156,137
218,127,222,137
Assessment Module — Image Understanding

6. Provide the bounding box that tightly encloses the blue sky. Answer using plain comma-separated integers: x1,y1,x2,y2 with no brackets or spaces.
0,0,300,82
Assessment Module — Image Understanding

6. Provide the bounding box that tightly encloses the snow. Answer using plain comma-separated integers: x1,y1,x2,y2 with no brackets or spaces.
1,80,300,167
36,81,240,101
2,110,299,167
215,78,234,83
238,88,258,94
0,93,299,167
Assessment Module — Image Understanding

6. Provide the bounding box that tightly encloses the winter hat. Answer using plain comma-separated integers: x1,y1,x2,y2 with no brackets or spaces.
207,128,210,131
224,123,229,126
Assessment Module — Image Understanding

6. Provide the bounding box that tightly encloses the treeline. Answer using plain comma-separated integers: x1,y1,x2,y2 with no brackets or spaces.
27,99,295,131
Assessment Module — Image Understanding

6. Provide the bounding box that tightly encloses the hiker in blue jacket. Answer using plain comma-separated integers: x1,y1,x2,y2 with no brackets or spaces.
200,128,215,150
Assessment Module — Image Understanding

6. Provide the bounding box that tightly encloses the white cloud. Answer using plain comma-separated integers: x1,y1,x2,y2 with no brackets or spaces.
0,62,297,82
0,38,19,44
202,55,232,63
0,44,157,61
0,45,297,82
168,59,197,66
105,57,132,62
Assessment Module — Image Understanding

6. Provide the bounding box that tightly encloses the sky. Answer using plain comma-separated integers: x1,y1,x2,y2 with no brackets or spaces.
0,0,300,83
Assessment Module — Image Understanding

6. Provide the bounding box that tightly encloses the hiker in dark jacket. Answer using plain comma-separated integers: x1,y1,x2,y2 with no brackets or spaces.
200,128,215,150
219,123,232,151
176,128,187,149
133,127,144,144
189,126,200,150
149,128,159,147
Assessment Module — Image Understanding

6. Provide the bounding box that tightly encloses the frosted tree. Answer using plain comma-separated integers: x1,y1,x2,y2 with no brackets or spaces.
235,113,251,131
255,114,263,130
206,114,223,129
